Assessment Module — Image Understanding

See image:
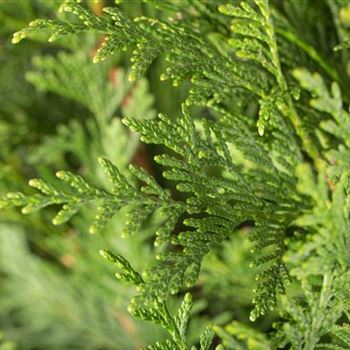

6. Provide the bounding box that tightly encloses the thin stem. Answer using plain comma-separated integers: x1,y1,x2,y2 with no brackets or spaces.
262,0,321,166
303,272,333,350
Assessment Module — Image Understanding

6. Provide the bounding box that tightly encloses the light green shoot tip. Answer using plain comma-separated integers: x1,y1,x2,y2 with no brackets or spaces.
89,225,97,234
128,73,136,82
258,126,265,136
218,4,226,13
99,249,108,258
184,292,192,303
21,206,31,214
52,217,60,226
12,31,25,44
28,179,38,187
55,170,65,179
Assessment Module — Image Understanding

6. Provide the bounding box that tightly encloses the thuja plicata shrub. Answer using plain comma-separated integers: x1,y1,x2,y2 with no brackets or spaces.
2,0,350,349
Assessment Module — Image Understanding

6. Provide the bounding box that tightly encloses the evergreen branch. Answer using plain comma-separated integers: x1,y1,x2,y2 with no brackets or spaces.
100,249,217,350
219,0,319,163
293,68,350,181
7,2,350,348
0,157,180,235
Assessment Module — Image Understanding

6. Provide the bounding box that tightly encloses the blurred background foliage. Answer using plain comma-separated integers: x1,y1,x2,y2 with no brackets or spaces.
1,0,350,349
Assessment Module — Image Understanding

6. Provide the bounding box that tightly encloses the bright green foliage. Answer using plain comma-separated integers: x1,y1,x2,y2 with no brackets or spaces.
214,320,271,349
293,68,350,181
2,99,305,320
271,145,350,349
3,0,350,349
1,156,178,235
319,324,350,349
100,249,144,285
100,249,216,350
123,104,302,320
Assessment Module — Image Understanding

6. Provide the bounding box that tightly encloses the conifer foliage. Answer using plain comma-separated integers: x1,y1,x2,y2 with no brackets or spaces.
2,0,350,349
